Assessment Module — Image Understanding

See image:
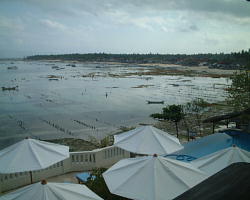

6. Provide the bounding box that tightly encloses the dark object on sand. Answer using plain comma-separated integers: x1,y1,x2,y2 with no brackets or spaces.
175,163,250,200
7,66,18,70
2,86,18,91
66,64,76,67
147,100,164,104
49,78,59,81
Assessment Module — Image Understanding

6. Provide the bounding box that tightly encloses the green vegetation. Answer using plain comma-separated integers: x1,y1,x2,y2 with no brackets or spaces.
151,99,217,139
26,49,250,69
86,168,129,200
45,138,98,152
227,64,250,110
151,105,185,138
184,98,211,135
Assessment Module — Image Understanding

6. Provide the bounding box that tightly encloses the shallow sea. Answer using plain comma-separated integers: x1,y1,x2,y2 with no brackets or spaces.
0,60,230,149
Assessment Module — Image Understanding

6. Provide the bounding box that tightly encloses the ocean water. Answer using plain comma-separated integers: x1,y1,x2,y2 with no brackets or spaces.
0,60,230,149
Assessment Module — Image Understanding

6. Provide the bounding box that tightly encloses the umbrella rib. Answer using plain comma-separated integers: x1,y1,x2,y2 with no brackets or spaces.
0,142,25,173
135,131,149,153
50,184,101,200
0,183,36,199
105,158,148,173
107,159,149,191
35,141,68,157
0,142,19,157
152,127,180,144
193,148,230,168
228,147,235,166
159,159,193,189
239,148,250,160
46,184,69,200
135,127,165,154
151,131,169,154
166,157,206,174
115,127,143,144
28,142,44,169
153,128,181,150
153,160,157,200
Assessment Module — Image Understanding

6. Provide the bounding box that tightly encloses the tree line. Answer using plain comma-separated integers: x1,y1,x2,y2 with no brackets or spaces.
25,49,250,69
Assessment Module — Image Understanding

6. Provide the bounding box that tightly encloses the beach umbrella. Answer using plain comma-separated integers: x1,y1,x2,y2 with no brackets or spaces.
192,145,250,176
0,138,69,182
103,155,207,200
114,126,183,155
0,180,103,200
169,132,233,160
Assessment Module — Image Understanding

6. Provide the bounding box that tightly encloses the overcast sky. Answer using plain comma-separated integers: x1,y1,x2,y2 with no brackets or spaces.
0,0,250,58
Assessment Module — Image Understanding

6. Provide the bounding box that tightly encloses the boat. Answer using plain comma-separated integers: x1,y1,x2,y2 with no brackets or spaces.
1,86,18,91
147,100,164,104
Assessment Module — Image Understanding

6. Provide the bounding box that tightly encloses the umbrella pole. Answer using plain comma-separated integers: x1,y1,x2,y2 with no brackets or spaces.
29,171,33,183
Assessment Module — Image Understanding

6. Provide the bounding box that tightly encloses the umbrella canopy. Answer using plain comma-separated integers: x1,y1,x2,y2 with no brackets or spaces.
103,155,207,200
0,181,103,200
0,138,69,173
192,146,250,176
114,126,183,155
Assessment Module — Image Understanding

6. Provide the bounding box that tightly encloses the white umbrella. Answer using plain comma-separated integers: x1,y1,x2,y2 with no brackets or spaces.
0,180,103,200
0,138,69,182
114,126,183,155
192,145,250,176
103,155,207,200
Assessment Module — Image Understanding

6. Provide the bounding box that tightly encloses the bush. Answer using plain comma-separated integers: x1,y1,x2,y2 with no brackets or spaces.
85,168,130,200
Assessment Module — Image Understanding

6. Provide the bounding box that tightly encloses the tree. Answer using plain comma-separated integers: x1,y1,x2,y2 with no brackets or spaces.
151,105,185,138
227,64,250,110
184,98,210,135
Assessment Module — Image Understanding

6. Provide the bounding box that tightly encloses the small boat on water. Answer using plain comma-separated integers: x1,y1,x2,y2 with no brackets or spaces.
147,100,164,104
1,86,18,91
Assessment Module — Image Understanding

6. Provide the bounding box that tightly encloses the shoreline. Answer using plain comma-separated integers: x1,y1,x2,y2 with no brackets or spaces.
24,59,237,77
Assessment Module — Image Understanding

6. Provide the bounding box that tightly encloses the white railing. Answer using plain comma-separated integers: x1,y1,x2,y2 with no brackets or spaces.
0,146,130,193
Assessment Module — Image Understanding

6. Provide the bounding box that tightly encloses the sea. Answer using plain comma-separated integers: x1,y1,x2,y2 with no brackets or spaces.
0,60,230,149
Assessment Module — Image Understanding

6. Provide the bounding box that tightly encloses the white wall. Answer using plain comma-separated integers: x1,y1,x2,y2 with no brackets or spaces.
0,146,130,193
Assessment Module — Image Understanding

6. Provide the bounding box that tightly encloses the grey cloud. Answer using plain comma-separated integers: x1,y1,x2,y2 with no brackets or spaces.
2,0,250,22
0,0,249,58
179,24,199,32
119,0,250,18
189,24,199,31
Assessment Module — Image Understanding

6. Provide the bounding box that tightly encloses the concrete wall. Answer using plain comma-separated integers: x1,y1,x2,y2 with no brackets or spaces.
0,146,130,193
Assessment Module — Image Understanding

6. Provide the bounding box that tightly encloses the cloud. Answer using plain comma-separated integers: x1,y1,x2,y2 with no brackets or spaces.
117,0,250,18
0,16,24,32
105,9,200,33
0,0,250,57
40,19,66,30
2,0,250,19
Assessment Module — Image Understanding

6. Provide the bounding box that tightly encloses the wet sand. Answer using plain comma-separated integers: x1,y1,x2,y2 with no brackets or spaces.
34,60,237,76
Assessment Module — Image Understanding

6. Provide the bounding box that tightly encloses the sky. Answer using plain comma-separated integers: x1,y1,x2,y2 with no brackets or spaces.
0,0,250,58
